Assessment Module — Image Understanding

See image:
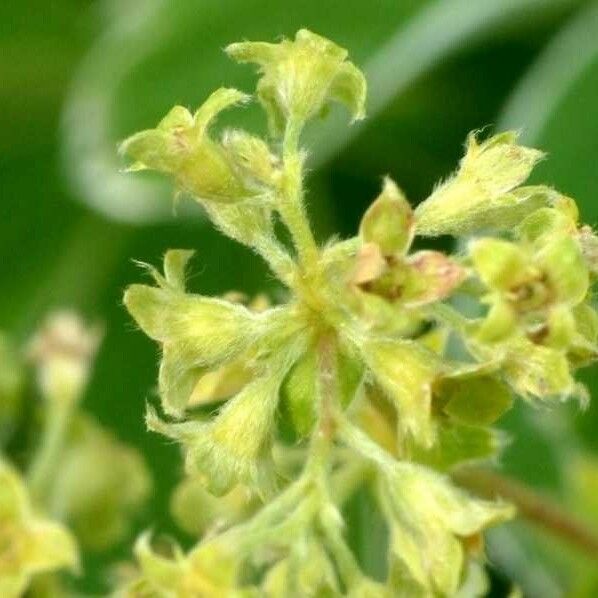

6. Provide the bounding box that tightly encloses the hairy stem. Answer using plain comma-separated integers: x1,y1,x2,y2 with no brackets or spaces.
453,467,598,558
253,232,297,286
278,121,319,268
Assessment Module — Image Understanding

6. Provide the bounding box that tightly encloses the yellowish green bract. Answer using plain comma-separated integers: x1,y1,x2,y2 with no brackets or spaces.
118,28,598,597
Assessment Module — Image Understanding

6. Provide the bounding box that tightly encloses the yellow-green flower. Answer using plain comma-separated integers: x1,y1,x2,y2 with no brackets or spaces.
379,464,513,597
119,88,263,204
226,29,366,134
470,233,590,347
415,131,550,236
0,460,78,598
352,177,467,311
113,533,255,598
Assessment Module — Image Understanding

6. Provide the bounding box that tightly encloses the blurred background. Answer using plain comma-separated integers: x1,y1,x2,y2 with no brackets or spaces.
2,0,598,595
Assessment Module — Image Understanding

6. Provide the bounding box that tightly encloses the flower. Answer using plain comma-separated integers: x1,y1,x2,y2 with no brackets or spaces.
114,533,253,598
352,178,467,312
27,311,102,407
415,131,549,236
119,88,261,204
125,251,304,419
0,460,78,598
380,463,513,596
226,29,366,134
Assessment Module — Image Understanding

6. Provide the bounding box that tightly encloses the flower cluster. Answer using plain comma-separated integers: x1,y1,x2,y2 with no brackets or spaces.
0,312,151,596
120,29,597,597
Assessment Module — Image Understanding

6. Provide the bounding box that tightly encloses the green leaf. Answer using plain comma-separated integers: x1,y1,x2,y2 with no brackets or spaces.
440,375,513,427
411,423,504,471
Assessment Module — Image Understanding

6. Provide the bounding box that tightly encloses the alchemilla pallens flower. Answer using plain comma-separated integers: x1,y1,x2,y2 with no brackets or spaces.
119,29,597,597
0,312,151,596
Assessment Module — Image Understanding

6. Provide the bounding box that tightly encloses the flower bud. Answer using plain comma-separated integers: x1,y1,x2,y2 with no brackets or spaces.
498,338,576,401
127,532,242,597
27,312,102,407
416,132,546,236
120,88,255,204
262,539,339,597
226,29,366,134
221,129,279,187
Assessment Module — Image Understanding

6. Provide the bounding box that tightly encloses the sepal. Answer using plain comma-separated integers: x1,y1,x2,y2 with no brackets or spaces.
359,177,414,257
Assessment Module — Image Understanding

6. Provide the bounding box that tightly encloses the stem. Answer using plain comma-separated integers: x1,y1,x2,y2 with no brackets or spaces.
453,467,598,558
320,512,362,587
27,402,73,505
336,415,398,474
252,233,296,286
278,120,319,268
424,301,472,332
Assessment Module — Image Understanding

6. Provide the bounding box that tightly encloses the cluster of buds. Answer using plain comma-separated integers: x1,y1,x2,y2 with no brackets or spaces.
0,313,152,596
119,29,597,597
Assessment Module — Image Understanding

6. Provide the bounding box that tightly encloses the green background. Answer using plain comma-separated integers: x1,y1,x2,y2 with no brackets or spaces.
2,0,598,595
